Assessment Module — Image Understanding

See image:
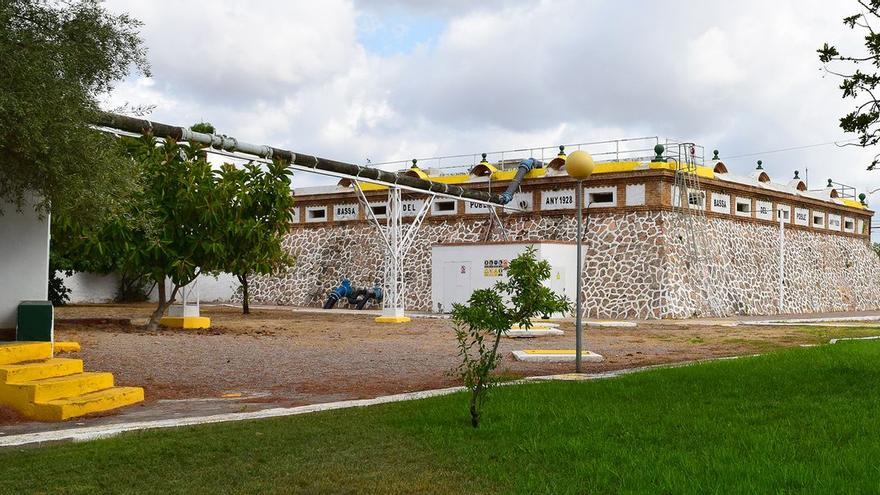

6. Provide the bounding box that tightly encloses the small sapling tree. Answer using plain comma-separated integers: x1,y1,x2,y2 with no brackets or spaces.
216,160,295,314
451,246,570,428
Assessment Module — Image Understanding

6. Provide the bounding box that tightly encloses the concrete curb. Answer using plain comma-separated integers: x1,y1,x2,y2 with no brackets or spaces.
0,387,466,448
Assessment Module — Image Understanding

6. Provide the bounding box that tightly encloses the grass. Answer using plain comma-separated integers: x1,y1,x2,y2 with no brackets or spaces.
4,341,880,494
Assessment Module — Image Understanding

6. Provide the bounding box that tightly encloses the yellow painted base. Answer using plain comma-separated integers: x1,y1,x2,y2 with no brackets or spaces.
54,341,81,353
374,316,412,323
159,316,211,329
0,342,143,421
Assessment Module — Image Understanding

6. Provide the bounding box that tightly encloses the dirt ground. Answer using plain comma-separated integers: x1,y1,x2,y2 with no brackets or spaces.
3,303,879,429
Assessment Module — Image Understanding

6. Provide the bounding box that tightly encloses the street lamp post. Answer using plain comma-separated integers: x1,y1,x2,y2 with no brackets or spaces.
565,150,595,373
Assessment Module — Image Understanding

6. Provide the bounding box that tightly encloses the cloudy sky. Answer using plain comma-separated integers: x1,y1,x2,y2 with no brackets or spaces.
103,0,880,206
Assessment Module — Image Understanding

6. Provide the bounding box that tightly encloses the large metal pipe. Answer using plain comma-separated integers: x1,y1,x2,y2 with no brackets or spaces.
95,112,504,204
498,158,542,204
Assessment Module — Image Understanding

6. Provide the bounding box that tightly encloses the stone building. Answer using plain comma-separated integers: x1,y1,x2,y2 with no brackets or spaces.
247,142,880,319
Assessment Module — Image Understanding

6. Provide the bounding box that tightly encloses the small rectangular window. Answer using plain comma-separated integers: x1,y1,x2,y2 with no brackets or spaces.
436,201,455,211
371,205,387,216
306,207,327,223
845,220,855,231
688,192,704,207
813,215,824,227
735,198,751,216
589,192,614,204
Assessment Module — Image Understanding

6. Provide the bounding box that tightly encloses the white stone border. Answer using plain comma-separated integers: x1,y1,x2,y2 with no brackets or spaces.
0,387,466,448
511,350,604,362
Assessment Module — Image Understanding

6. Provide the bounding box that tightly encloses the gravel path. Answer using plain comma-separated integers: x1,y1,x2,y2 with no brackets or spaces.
0,303,871,427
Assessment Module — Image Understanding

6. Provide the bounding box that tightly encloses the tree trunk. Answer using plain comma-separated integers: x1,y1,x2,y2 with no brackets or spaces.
145,279,179,332
469,383,482,428
469,330,504,428
238,274,250,315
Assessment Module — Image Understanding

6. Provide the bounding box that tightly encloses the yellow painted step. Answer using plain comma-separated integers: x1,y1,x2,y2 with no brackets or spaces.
34,386,144,421
0,342,52,365
0,358,83,384
13,372,114,403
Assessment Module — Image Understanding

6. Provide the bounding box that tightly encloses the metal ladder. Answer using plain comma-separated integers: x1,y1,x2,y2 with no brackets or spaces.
670,143,728,317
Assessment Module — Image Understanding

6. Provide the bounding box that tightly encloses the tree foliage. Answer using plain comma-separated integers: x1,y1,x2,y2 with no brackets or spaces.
216,160,295,314
0,0,149,219
451,246,570,428
52,125,296,327
819,0,880,169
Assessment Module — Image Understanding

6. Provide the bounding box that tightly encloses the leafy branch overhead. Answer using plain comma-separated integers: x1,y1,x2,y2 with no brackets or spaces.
0,0,149,219
819,0,880,169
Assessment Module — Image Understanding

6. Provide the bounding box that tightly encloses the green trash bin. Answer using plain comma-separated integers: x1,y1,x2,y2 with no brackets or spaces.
17,301,53,342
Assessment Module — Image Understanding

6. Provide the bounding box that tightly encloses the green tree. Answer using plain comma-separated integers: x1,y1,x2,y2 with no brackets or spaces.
0,0,148,219
74,134,227,331
216,160,295,314
818,1,880,169
451,246,570,428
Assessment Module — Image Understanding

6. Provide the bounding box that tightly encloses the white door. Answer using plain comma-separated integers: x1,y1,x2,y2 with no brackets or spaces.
442,261,472,312
549,266,566,298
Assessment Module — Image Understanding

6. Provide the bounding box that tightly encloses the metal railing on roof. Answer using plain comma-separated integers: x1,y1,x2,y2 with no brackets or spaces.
809,180,857,199
365,137,704,176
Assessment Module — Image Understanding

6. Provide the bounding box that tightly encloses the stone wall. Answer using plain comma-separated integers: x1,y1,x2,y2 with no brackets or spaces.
247,211,880,318
661,213,880,318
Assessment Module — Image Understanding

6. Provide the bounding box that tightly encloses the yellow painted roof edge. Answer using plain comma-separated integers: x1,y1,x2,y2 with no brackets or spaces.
839,198,865,209
354,162,865,209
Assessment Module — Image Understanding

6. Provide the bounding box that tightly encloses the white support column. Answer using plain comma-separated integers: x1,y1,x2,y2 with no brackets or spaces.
354,184,435,323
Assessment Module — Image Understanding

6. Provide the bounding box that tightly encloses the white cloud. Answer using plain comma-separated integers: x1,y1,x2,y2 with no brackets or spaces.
101,0,880,198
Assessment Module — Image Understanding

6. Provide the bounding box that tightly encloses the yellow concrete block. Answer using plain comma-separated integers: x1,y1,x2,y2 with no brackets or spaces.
34,386,144,421
0,342,52,365
0,358,83,384
10,372,114,403
159,316,211,329
374,316,412,323
54,341,81,353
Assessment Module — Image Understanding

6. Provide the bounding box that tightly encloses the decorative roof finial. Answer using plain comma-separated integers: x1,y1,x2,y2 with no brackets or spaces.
712,149,719,160
480,153,488,164
557,145,565,157
859,192,867,205
411,159,418,169
827,178,833,187
652,144,665,162
756,160,763,170
793,170,800,179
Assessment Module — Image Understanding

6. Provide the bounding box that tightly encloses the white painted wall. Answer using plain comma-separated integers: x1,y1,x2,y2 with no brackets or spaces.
64,272,120,303
63,271,240,304
0,200,50,329
431,241,577,316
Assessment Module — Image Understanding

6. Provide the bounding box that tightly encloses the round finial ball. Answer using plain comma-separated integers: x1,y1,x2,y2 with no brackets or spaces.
654,144,665,156
566,150,595,179
713,149,719,159
828,178,833,187
559,145,565,152
794,170,800,179
481,152,487,160
860,192,867,201
412,159,418,167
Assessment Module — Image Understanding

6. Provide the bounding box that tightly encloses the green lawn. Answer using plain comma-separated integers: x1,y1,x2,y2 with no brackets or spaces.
4,340,880,494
